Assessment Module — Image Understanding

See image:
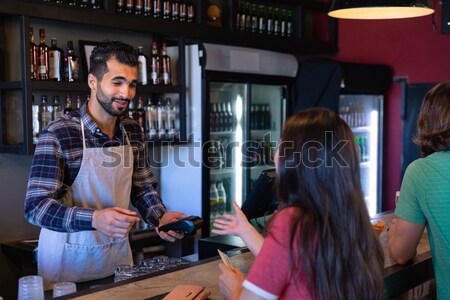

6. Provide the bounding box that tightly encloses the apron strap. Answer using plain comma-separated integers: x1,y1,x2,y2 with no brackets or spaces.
80,121,87,149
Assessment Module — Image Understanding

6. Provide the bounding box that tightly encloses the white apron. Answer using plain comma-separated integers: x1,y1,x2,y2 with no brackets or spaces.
37,121,134,289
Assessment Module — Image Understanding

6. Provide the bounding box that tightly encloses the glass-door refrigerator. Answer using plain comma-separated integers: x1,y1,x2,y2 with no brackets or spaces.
339,94,383,217
199,43,297,236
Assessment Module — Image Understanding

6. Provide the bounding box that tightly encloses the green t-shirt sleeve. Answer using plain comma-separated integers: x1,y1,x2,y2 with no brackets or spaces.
394,161,427,223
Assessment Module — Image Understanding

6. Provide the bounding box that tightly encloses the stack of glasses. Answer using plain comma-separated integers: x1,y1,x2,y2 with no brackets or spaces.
115,255,191,282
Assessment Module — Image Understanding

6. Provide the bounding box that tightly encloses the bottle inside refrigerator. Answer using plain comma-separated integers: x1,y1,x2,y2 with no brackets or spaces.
339,94,383,217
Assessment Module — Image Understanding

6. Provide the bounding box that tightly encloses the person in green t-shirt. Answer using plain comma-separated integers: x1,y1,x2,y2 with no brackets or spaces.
389,81,450,299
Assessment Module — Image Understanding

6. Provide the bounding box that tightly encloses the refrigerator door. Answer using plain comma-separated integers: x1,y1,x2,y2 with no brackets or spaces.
208,82,248,230
247,84,286,199
339,94,383,217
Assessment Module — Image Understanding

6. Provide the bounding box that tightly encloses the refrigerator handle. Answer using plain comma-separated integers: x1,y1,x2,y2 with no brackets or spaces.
282,86,288,125
198,43,206,68
395,77,408,121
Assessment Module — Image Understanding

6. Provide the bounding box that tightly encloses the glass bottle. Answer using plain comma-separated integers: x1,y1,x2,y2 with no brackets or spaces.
37,28,49,81
116,0,124,12
227,102,233,131
91,0,102,9
68,0,78,5
64,41,80,82
287,10,293,38
163,0,171,19
125,0,133,13
250,4,257,33
171,0,179,20
217,181,226,214
76,94,82,109
157,97,166,139
143,0,151,16
179,0,186,21
150,41,160,85
209,182,219,217
137,46,148,85
273,8,280,36
160,42,171,85
145,97,157,140
32,95,40,144
136,96,146,132
79,0,89,7
238,1,246,31
53,95,64,120
244,2,251,31
280,9,286,37
153,0,161,17
126,99,135,120
64,94,73,114
266,7,273,35
258,5,265,34
186,0,194,22
29,27,38,80
49,38,64,81
210,103,217,132
166,97,176,139
135,0,143,14
39,95,52,131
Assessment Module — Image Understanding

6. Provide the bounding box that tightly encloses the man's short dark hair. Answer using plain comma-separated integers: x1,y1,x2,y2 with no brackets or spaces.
89,40,138,80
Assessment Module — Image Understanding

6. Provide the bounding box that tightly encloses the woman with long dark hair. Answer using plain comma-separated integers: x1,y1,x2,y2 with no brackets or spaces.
213,107,384,300
389,81,450,299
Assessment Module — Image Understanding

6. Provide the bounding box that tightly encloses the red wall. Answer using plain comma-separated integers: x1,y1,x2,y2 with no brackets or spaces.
333,4,450,211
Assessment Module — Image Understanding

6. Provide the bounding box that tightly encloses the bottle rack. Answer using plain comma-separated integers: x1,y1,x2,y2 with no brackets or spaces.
0,0,337,154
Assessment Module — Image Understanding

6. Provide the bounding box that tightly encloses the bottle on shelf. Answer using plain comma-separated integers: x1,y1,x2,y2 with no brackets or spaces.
153,0,161,17
134,0,143,14
125,0,133,13
273,8,280,36
68,0,78,5
145,97,157,140
91,0,102,9
30,27,38,80
76,94,82,109
157,97,166,139
217,102,225,132
39,95,52,131
162,0,171,19
64,41,80,82
186,0,194,22
37,28,49,81
137,46,148,85
226,102,233,131
179,0,186,21
32,95,40,144
127,98,135,119
258,5,265,34
266,7,273,35
217,181,226,215
49,38,64,81
53,95,64,120
238,1,246,31
160,42,171,85
79,0,89,7
143,0,151,16
171,0,179,20
64,94,74,114
250,4,257,33
287,10,293,38
244,2,251,31
209,182,219,217
280,9,286,37
264,104,271,129
135,96,146,132
210,103,217,132
166,97,177,139
116,0,124,12
150,41,160,85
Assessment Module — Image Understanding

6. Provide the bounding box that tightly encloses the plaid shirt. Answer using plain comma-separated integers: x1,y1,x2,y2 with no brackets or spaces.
25,103,166,232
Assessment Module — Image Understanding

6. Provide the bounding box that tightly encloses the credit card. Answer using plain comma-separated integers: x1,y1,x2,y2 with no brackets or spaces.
218,249,234,269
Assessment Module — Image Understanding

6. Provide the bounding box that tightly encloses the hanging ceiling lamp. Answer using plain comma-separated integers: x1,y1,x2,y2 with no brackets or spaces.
328,0,434,20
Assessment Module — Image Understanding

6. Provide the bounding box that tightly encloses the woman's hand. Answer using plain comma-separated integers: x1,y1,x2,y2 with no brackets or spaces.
218,263,245,300
212,202,250,237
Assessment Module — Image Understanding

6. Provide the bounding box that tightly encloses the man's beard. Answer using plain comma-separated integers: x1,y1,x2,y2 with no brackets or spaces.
96,85,130,117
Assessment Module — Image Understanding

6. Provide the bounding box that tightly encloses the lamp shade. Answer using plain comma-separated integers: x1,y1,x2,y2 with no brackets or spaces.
328,0,434,19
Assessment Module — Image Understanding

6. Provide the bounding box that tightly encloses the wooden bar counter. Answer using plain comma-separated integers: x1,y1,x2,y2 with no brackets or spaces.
60,212,432,300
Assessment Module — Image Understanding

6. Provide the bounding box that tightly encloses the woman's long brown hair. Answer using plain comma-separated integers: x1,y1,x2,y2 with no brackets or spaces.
272,108,384,300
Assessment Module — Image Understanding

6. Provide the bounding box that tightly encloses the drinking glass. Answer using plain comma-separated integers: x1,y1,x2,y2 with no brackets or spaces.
18,275,44,300
53,282,77,297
